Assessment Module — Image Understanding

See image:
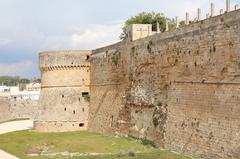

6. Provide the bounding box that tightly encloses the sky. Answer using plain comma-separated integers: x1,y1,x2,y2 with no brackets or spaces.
0,0,238,78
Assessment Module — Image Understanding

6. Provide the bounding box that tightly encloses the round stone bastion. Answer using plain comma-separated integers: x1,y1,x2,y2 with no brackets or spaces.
34,50,91,132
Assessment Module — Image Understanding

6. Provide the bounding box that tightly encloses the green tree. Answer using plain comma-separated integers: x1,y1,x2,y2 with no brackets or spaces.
0,76,20,86
120,12,177,40
33,78,41,83
19,78,30,84
0,76,36,86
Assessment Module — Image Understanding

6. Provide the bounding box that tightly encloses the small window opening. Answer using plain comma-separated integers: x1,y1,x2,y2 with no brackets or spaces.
79,98,81,102
79,123,84,127
110,115,114,127
64,108,66,111
86,55,90,60
62,95,64,98
73,110,76,114
82,92,90,102
213,46,216,52
82,92,89,97
82,108,84,112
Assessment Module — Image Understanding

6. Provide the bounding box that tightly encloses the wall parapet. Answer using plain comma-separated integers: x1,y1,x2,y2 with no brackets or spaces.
39,50,91,68
40,65,90,72
92,9,240,59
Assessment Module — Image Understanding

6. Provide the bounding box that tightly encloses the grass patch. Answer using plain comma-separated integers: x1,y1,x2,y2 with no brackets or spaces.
0,130,195,159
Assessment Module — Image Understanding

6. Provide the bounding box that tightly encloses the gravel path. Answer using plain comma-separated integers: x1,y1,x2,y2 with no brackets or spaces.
0,120,34,159
0,149,19,159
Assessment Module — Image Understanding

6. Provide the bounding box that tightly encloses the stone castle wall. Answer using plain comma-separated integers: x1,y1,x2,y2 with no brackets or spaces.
0,96,38,123
89,42,130,133
89,10,240,159
35,50,90,132
0,97,12,122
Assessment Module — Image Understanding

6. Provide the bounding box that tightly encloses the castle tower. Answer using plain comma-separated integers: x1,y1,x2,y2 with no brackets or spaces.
34,50,90,132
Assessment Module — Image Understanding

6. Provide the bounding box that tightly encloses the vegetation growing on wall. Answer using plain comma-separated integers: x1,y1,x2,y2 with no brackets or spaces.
83,94,90,102
147,40,154,53
111,53,119,65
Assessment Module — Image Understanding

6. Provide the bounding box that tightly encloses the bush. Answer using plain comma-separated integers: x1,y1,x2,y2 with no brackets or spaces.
140,138,156,147
128,149,136,157
117,150,125,157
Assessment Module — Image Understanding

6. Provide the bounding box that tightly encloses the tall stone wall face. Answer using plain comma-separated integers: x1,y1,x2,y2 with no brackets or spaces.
0,97,12,122
166,84,240,159
90,11,240,159
89,42,132,134
9,98,38,119
0,97,38,122
36,50,90,132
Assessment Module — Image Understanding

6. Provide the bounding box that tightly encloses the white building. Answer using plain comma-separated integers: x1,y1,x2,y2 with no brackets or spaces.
0,86,10,92
9,86,19,95
0,84,40,101
26,83,41,91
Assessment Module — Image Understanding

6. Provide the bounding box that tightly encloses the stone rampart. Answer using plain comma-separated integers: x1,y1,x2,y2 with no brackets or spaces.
89,10,240,159
0,97,12,122
0,96,38,122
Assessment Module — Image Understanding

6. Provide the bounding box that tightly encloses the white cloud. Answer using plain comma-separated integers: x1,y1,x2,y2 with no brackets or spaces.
0,61,37,77
0,38,11,46
69,23,122,50
0,23,123,77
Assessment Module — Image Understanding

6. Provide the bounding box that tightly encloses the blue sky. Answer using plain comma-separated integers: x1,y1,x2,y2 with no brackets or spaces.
0,0,238,77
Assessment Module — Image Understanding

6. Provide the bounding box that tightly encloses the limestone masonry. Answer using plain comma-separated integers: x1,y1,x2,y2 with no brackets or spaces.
34,50,90,132
0,96,38,123
89,10,240,159
1,3,240,159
